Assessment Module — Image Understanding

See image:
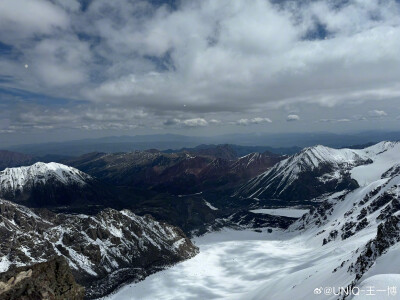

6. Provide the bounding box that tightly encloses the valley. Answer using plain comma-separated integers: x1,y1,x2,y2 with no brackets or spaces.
103,142,400,300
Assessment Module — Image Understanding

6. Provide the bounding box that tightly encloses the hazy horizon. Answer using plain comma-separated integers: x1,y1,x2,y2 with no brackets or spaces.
3,128,400,148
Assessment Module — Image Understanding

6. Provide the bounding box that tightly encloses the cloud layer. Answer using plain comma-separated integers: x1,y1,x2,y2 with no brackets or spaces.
1,0,400,141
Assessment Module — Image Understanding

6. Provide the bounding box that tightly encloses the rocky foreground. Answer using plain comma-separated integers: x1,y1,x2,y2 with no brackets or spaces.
0,257,84,300
0,199,198,299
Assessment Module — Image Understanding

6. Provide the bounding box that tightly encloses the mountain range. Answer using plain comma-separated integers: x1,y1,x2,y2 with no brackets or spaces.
5,130,400,156
104,141,400,300
2,141,400,299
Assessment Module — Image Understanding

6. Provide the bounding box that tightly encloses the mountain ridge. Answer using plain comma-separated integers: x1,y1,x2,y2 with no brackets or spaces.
236,142,400,202
0,199,198,299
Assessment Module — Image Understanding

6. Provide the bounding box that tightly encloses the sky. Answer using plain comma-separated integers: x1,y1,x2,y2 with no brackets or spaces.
1,0,400,146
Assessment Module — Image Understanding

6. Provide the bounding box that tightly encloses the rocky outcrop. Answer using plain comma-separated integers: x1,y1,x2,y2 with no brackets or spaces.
349,216,400,280
0,257,84,300
214,210,295,232
0,199,198,299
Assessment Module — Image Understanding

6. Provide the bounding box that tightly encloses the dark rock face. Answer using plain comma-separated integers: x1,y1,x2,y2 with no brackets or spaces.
183,144,239,160
0,150,35,171
0,199,198,299
214,210,295,232
346,186,400,279
0,159,289,236
348,216,400,282
1,178,116,210
381,163,400,178
0,257,85,300
127,193,220,236
64,150,284,195
125,191,296,237
294,199,335,231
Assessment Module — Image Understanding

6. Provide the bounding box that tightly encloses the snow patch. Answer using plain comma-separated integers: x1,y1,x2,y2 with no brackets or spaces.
204,199,218,210
351,274,400,300
250,208,309,218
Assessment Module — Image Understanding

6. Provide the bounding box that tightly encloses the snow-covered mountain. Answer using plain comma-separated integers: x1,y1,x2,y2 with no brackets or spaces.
0,162,91,190
4,141,400,300
241,142,400,299
0,162,115,209
235,142,400,202
0,199,198,299
105,141,400,300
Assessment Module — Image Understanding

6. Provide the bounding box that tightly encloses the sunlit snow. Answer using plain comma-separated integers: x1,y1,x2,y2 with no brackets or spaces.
102,229,311,300
100,142,400,300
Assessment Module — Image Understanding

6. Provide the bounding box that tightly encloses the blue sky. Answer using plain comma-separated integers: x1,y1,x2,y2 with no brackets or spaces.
1,0,400,146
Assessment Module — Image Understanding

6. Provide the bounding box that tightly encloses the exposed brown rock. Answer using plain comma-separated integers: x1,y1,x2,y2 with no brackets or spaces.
0,257,84,300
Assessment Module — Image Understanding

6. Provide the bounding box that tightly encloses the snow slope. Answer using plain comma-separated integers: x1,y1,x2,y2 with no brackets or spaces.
351,142,400,185
350,274,400,300
105,141,400,300
103,224,365,300
102,229,310,300
236,141,400,201
0,162,91,192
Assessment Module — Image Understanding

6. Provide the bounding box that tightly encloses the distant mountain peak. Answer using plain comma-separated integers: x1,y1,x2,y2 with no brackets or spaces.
235,142,391,201
0,162,117,209
0,162,91,190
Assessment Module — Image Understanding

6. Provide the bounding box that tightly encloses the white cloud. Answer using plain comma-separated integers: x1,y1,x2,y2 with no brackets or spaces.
236,117,272,126
2,0,400,134
318,118,351,123
0,0,69,41
209,119,221,125
164,118,209,128
83,0,400,113
84,108,148,122
286,114,300,122
368,110,388,118
182,118,209,127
